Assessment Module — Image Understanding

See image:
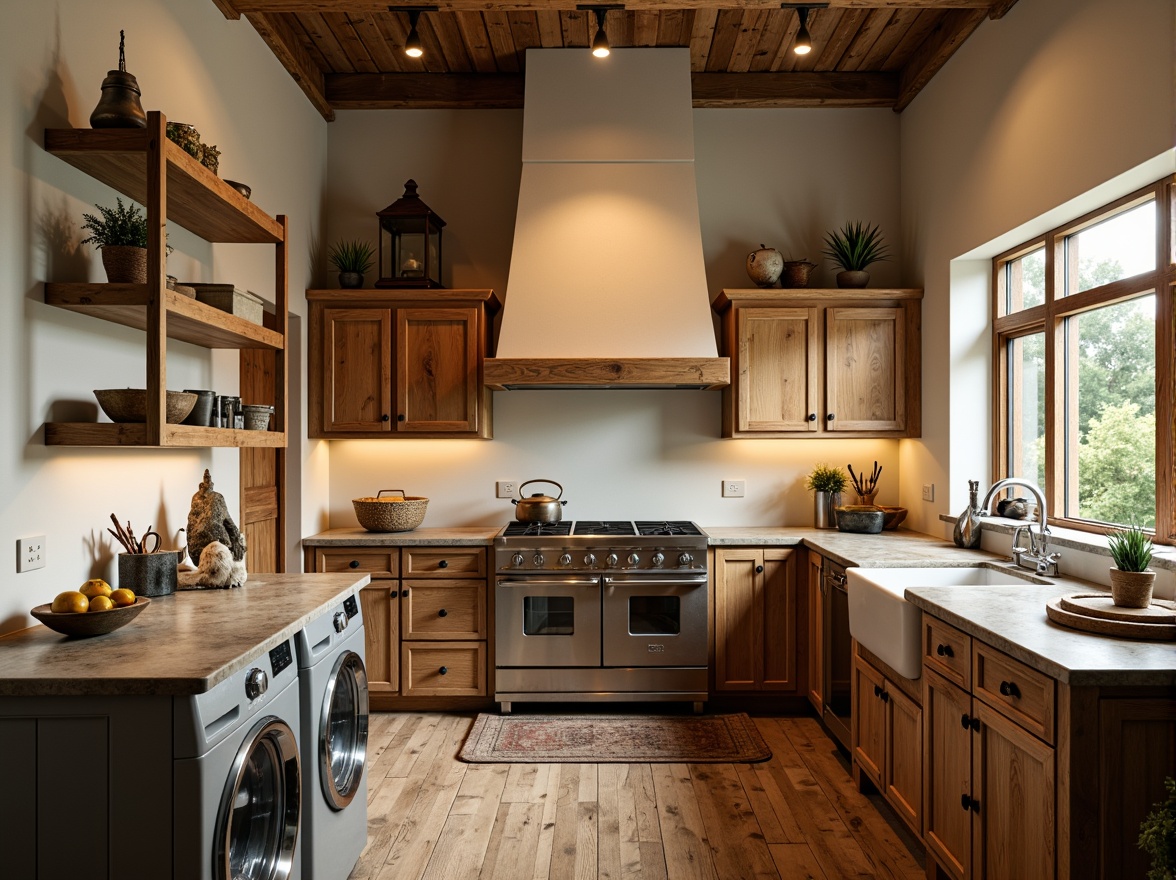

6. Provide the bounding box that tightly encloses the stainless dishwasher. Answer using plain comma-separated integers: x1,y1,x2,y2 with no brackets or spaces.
822,558,853,751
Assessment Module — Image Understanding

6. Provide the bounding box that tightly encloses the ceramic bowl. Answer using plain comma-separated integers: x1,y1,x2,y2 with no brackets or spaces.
94,389,197,424
30,597,150,637
879,506,908,530
224,179,252,200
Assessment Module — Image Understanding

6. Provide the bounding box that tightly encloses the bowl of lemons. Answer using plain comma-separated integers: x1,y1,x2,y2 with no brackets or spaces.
31,579,149,637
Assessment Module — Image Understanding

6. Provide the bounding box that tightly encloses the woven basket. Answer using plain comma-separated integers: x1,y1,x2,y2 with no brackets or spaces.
101,246,148,283
353,489,428,532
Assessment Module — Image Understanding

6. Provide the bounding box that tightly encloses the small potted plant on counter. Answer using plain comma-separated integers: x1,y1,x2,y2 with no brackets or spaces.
806,463,848,530
80,197,168,284
328,239,375,289
822,220,890,288
1107,523,1155,608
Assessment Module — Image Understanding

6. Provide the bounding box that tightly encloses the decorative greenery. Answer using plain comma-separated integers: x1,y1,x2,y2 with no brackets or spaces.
1107,524,1154,572
80,197,166,250
805,463,849,494
328,239,375,274
822,221,891,272
1139,777,1176,880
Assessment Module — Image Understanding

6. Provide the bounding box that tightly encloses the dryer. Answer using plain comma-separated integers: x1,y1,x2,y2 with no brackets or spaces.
296,593,369,880
174,636,303,880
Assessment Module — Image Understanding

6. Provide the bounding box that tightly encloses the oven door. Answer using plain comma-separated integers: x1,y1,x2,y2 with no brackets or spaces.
496,575,602,667
601,574,708,668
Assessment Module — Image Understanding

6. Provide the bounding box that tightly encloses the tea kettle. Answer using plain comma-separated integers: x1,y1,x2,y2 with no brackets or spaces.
511,479,567,523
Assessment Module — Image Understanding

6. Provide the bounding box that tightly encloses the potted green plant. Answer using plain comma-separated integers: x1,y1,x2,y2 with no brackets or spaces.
822,221,891,288
1107,524,1156,608
1139,777,1176,880
80,197,165,284
328,239,375,289
806,463,848,530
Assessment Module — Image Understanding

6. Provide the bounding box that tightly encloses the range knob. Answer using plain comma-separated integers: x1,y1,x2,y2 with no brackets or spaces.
245,667,268,701
651,552,665,567
559,553,572,566
678,552,694,567
512,553,525,567
532,553,545,567
627,553,640,566
333,611,348,633
605,553,619,568
583,553,597,567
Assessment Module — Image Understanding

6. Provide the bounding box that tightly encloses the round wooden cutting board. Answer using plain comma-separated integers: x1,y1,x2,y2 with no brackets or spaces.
1058,593,1176,623
1046,593,1176,640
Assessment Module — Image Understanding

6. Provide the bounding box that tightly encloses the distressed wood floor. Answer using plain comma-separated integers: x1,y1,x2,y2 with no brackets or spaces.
349,712,925,880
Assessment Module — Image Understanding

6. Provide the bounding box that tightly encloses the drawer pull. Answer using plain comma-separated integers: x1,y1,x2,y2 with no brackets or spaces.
438,559,449,569
439,666,448,675
936,643,954,657
349,560,360,569
438,608,448,617
999,680,1021,699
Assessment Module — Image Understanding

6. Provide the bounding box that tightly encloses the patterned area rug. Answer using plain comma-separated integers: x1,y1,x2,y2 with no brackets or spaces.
458,712,771,763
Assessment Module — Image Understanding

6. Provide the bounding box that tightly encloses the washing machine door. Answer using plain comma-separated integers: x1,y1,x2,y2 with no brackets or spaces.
320,649,369,810
215,716,301,880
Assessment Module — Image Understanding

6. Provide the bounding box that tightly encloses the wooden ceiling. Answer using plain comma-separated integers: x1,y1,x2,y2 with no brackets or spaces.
210,0,1019,120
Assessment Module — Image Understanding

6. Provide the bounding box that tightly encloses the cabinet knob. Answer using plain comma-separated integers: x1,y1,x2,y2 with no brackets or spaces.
439,666,448,675
349,560,360,569
936,643,953,657
389,589,398,598
826,413,835,421
880,690,889,703
807,413,817,422
438,559,448,569
401,587,409,596
755,565,764,574
397,414,406,422
999,680,1021,699
438,608,447,618
960,713,971,729
873,684,882,698
960,794,979,812
381,414,390,422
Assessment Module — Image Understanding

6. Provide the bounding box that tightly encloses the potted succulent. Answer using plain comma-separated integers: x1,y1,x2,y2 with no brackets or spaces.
328,239,375,289
80,197,166,284
1139,777,1176,880
1107,524,1155,608
806,463,849,530
823,221,891,288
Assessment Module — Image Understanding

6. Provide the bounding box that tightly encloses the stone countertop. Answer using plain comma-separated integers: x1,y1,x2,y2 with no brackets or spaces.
303,526,501,546
904,584,1176,687
0,573,369,697
702,526,988,569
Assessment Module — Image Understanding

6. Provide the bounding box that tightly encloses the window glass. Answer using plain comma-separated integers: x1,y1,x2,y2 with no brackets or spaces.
1005,248,1045,313
1064,295,1156,527
1007,332,1046,490
1064,201,1156,296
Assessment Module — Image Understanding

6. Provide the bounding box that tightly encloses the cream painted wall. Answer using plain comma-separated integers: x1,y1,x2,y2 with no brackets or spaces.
0,0,327,634
898,0,1175,539
322,107,904,529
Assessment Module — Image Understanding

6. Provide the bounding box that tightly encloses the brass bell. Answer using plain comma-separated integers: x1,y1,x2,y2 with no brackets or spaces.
90,30,146,129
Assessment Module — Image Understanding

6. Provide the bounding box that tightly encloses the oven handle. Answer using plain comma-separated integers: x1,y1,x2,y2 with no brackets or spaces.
497,576,602,587
603,575,709,587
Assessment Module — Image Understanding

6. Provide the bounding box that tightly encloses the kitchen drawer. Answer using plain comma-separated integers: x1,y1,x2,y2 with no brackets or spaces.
973,642,1055,744
400,641,486,696
402,547,486,578
401,580,486,639
313,547,399,578
923,617,971,689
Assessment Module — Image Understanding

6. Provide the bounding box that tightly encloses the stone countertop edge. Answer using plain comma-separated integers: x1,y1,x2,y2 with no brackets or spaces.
302,526,501,545
0,573,369,697
904,585,1176,687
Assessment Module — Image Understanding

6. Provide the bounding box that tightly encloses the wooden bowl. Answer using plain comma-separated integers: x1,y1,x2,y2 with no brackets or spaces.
94,389,197,423
30,597,150,637
879,506,908,530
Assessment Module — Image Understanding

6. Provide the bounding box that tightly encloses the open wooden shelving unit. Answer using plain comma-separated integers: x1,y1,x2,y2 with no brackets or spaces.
42,111,288,448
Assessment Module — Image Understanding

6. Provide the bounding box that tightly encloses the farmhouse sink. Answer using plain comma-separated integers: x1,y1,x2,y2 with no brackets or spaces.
847,565,1048,680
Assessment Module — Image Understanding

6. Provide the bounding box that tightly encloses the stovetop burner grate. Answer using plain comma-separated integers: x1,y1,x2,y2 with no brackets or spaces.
635,521,703,537
573,521,638,536
502,521,573,537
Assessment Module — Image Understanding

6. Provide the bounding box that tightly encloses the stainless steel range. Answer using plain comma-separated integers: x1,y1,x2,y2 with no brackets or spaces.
494,521,709,713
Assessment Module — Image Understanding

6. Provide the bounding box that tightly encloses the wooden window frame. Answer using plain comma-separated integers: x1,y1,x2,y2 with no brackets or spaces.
992,176,1176,544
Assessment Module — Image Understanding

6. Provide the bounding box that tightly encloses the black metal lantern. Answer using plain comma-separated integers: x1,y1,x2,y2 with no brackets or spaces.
376,179,445,289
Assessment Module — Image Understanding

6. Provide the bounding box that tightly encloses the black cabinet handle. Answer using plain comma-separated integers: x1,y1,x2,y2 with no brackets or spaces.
397,414,405,422
807,413,817,422
961,794,979,812
438,559,449,569
439,666,448,675
349,560,360,569
936,643,954,657
401,587,409,596
961,713,971,729
381,414,390,422
961,793,970,811
880,690,889,703
999,680,1021,699
389,589,398,598
438,608,448,617
826,413,835,421
755,565,764,574
873,685,882,698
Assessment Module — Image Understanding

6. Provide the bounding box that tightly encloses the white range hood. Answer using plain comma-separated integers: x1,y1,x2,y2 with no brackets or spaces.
484,49,729,390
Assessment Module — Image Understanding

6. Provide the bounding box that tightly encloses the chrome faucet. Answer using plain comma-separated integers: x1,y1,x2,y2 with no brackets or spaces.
979,478,1060,577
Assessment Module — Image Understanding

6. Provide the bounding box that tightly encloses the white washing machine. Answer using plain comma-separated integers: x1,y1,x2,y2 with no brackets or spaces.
174,636,304,880
295,593,369,880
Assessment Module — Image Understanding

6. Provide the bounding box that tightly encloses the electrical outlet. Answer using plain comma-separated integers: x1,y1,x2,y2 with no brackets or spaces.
496,481,518,499
722,480,746,498
18,535,45,572
922,484,935,502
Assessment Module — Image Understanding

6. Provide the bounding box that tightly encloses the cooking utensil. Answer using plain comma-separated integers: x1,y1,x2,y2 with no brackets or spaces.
352,489,428,532
511,479,567,523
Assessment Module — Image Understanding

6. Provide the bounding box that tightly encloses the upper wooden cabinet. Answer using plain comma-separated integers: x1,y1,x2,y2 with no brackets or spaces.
712,289,922,438
308,289,499,439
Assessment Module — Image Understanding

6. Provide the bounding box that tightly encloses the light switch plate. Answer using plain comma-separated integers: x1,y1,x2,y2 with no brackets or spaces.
18,535,45,572
723,480,746,498
922,484,935,502
496,481,517,499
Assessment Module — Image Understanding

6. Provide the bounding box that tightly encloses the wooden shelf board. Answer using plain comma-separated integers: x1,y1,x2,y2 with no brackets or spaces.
45,423,288,448
44,284,283,350
44,128,283,244
712,288,924,312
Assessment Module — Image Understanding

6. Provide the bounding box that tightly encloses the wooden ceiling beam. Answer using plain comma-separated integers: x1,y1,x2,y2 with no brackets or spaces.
893,7,985,111
210,0,242,18
248,13,337,120
231,0,1008,12
987,0,1019,18
325,70,898,108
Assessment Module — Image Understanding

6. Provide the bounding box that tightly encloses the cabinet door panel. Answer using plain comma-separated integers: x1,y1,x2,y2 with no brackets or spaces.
853,655,886,788
761,549,796,690
924,670,972,880
826,306,904,432
397,307,478,433
323,308,392,432
714,549,762,691
885,683,923,836
737,307,820,432
360,583,399,695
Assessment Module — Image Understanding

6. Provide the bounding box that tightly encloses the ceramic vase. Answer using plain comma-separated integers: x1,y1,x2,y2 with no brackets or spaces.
746,245,783,287
814,491,842,529
338,272,364,289
1109,569,1155,608
119,550,180,598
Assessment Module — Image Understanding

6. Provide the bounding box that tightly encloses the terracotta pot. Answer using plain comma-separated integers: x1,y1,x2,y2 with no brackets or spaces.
780,260,816,288
101,246,148,283
836,269,869,289
1108,568,1155,608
